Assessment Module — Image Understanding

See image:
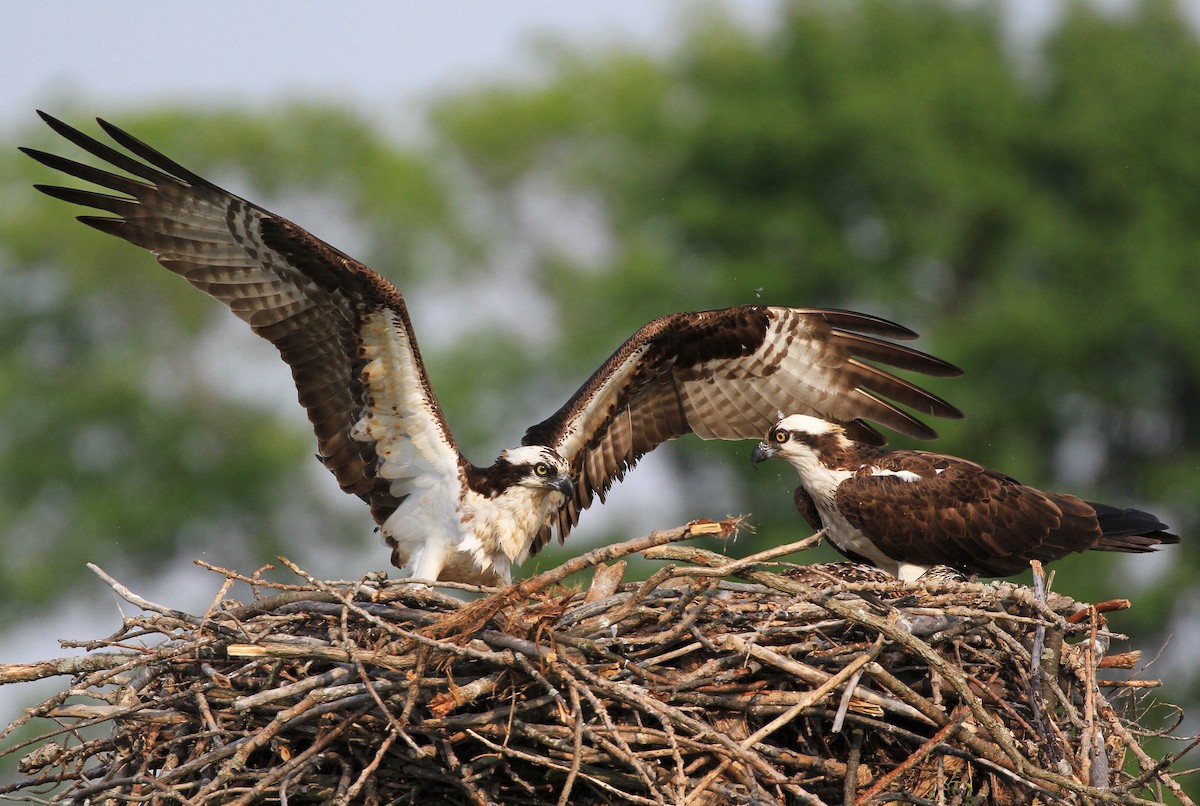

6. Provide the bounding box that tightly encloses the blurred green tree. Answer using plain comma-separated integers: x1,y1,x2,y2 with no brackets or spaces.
3,0,1199,785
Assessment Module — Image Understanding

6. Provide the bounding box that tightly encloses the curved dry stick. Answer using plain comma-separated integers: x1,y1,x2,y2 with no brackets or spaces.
424,518,743,640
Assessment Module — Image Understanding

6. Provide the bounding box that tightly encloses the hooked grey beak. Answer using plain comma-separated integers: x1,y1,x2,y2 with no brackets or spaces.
750,441,777,466
550,476,575,498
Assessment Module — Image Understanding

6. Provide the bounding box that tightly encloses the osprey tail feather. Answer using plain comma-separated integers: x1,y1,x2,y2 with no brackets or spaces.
1088,501,1179,553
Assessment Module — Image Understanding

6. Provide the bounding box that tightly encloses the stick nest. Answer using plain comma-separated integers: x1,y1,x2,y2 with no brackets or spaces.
0,519,1194,805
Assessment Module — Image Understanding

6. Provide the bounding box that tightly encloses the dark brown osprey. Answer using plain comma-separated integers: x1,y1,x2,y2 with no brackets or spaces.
751,414,1179,580
24,112,964,585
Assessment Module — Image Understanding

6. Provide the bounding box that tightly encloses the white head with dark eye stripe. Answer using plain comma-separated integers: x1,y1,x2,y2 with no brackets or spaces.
751,414,856,470
492,446,574,500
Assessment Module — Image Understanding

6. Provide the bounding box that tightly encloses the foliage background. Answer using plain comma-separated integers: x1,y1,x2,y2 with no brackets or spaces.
2,0,1197,793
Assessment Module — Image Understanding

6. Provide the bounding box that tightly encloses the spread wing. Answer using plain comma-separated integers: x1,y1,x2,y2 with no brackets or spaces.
22,112,463,545
833,453,1103,577
523,306,963,548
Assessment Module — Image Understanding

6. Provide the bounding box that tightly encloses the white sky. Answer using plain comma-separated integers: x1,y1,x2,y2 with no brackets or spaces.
1,1,781,133
0,1,1086,133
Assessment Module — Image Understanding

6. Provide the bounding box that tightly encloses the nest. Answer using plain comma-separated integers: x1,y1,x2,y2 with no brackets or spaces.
0,519,1194,805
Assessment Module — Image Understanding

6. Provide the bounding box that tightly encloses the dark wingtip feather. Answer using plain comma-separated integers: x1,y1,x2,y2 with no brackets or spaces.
36,109,72,134
836,330,964,380
33,184,136,216
845,419,891,446
911,395,964,420
35,111,101,153
19,146,55,168
95,116,208,186
28,112,175,186
807,308,921,340
77,215,125,235
933,361,964,379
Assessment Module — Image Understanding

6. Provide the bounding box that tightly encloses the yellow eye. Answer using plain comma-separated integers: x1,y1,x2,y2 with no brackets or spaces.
773,430,788,444
534,462,550,477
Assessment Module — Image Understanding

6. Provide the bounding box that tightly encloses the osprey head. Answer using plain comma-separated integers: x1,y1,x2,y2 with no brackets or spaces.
490,445,575,501
751,414,853,466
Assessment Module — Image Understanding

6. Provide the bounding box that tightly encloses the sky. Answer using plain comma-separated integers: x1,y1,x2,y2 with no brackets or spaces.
0,1,1085,133
1,1,781,133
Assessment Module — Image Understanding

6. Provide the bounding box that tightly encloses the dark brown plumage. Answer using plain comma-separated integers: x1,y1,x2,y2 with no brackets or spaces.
753,415,1178,580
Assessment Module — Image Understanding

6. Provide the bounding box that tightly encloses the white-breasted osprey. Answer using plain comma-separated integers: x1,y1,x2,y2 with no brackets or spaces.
24,112,964,585
751,414,1178,581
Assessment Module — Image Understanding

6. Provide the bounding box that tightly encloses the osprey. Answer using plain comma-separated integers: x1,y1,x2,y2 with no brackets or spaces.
751,414,1179,581
24,112,963,585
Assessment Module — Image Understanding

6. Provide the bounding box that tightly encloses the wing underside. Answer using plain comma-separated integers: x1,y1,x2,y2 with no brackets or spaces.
24,113,463,540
